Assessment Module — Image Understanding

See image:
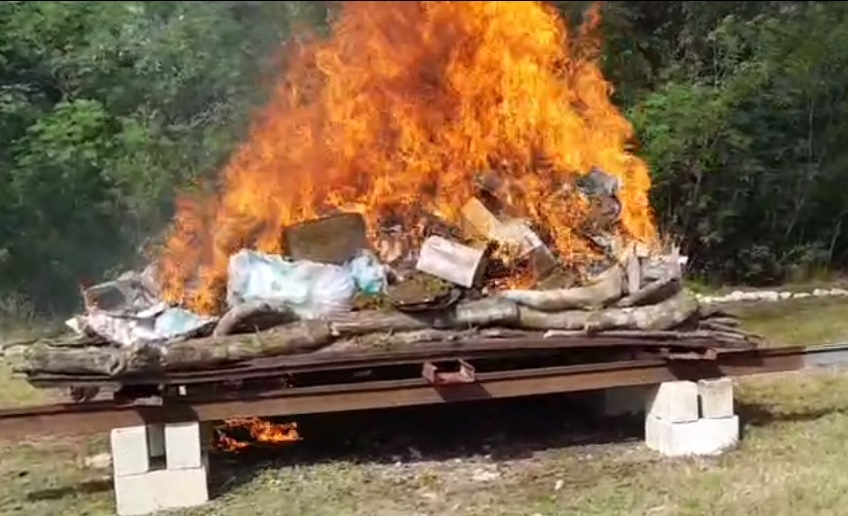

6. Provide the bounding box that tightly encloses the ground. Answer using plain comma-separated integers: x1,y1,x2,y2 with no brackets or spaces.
2,297,848,516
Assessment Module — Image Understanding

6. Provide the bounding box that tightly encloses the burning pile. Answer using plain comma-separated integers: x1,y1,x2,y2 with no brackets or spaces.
19,1,760,379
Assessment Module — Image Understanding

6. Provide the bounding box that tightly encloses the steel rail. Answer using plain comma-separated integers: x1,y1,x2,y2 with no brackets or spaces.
3,343,848,440
23,335,745,387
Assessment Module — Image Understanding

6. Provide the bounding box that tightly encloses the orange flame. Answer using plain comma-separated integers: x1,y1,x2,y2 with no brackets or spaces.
157,1,656,314
217,418,301,451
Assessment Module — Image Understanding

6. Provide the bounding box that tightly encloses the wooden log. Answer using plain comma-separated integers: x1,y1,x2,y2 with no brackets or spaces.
517,289,699,331
329,297,520,336
625,251,641,294
699,316,740,327
19,345,127,376
213,300,296,336
585,290,699,332
516,306,590,330
615,276,681,307
321,326,542,354
499,265,623,311
20,320,335,376
543,329,712,340
321,328,479,353
155,320,334,371
641,248,683,282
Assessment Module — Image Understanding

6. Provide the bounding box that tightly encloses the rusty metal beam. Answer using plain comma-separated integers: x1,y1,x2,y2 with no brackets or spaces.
0,343,834,441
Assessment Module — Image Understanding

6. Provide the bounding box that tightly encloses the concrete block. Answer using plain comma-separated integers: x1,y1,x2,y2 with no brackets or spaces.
114,460,209,516
111,426,150,476
698,377,734,419
165,422,204,469
645,414,739,457
603,385,648,416
645,381,699,423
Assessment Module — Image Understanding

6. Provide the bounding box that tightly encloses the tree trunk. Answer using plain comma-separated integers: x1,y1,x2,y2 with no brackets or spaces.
499,265,623,311
21,345,127,376
328,297,520,335
21,320,334,376
615,276,681,307
517,290,699,331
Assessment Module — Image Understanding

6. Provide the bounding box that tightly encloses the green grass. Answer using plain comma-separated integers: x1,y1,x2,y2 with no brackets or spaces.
3,297,848,515
732,297,848,346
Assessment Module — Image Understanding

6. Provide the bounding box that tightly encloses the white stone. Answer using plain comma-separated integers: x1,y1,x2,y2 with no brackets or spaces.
83,452,112,470
111,426,151,476
645,381,699,423
779,291,792,299
604,385,648,416
698,378,734,419
114,460,209,516
165,422,204,470
645,415,739,457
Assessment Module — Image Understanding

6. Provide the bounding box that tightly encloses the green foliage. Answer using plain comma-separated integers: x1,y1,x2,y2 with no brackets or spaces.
612,1,848,284
0,0,331,313
4,0,848,315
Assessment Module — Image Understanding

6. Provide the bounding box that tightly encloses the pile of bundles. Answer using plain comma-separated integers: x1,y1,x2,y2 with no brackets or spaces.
19,169,761,379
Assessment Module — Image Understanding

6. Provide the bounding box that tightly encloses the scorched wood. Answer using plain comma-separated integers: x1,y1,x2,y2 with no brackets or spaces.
213,300,296,336
320,327,542,353
155,320,333,371
500,265,623,311
516,289,699,331
21,345,127,376
328,297,520,335
20,320,334,376
615,276,681,307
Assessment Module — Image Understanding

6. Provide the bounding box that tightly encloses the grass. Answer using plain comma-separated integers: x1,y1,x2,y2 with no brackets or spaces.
4,297,848,515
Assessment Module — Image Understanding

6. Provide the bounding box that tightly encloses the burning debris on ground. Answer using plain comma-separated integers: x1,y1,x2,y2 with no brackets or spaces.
17,1,762,380
216,419,301,452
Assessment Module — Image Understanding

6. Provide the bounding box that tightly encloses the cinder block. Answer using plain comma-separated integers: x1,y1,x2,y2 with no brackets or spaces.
645,381,699,423
645,414,739,457
604,386,648,416
111,426,151,476
147,424,165,459
165,422,203,469
114,461,209,516
698,378,734,419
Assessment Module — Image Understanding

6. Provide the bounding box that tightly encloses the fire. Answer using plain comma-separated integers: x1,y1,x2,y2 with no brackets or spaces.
157,1,657,314
216,418,301,451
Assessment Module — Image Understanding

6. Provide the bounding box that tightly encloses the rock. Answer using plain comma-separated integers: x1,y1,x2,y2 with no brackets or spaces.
471,468,501,482
83,452,112,469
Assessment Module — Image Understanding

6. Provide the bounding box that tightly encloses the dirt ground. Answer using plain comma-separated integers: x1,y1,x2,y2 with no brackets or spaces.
2,297,848,516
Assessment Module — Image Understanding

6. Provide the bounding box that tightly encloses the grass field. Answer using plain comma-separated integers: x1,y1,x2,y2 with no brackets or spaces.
3,297,848,516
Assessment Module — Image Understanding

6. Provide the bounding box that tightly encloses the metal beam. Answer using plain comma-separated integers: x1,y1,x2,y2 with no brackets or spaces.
0,344,833,440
